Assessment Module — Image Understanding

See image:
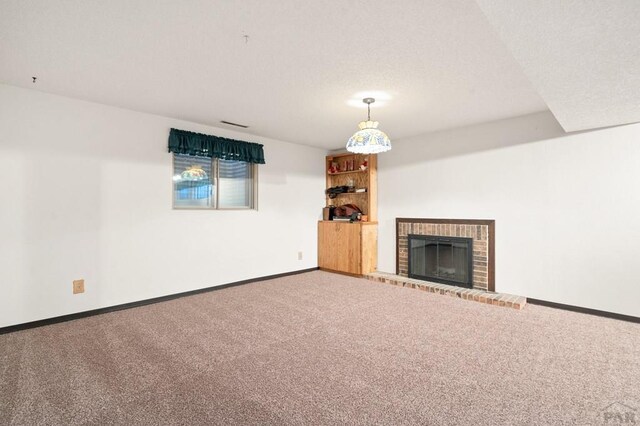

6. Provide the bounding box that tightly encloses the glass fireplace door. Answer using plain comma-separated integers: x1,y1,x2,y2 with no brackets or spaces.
408,235,473,288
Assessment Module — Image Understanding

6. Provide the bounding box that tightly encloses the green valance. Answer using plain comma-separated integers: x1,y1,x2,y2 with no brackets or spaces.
168,128,266,164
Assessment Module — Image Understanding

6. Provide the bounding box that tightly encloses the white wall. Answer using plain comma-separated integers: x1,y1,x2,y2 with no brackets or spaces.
378,111,640,317
0,84,326,328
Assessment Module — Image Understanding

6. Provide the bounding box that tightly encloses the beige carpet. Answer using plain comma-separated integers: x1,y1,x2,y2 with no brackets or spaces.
1,271,638,425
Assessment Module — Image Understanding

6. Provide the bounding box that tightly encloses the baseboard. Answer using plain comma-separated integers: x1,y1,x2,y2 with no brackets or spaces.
318,267,363,278
527,298,640,324
0,267,319,335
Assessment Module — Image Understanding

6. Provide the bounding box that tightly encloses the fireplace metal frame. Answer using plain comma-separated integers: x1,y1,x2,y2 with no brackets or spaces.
407,234,474,288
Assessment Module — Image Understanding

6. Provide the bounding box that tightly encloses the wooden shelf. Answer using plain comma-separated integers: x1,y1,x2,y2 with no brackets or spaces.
326,192,367,198
327,170,366,176
319,220,378,225
325,153,377,221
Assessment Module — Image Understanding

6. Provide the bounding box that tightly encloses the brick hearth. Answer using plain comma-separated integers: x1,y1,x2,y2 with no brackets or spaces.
365,271,526,310
397,218,495,291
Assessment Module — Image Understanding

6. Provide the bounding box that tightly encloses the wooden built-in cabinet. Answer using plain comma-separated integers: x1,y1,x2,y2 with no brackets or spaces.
318,153,378,276
318,221,377,275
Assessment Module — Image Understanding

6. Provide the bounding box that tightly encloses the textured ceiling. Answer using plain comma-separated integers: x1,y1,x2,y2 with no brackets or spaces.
476,0,640,133
0,0,549,149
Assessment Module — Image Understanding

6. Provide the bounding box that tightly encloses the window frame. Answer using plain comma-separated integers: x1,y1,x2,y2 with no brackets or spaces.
172,154,258,211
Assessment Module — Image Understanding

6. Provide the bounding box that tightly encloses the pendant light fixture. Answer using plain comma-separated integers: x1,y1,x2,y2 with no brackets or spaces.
346,97,391,154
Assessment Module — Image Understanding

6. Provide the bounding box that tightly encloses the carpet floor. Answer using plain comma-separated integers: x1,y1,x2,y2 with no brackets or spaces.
1,271,639,425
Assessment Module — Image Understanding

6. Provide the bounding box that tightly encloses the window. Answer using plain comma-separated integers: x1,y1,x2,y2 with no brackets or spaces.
173,154,256,209
168,128,263,209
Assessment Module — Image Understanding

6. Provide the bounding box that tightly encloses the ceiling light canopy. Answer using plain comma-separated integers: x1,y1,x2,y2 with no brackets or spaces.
346,98,391,154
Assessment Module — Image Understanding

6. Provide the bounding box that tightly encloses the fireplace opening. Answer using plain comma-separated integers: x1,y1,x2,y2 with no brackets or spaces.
408,234,473,288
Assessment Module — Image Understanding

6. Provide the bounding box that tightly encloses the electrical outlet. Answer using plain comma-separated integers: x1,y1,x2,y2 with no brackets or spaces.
73,279,85,294
298,251,303,260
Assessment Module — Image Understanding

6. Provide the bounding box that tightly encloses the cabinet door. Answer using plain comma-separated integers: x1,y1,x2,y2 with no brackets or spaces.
318,222,362,274
360,224,378,274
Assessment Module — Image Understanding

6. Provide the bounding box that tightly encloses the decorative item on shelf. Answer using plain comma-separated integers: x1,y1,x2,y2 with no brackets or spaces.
334,203,362,219
349,212,362,223
325,185,350,199
329,161,339,174
322,205,335,221
346,98,391,154
360,157,368,171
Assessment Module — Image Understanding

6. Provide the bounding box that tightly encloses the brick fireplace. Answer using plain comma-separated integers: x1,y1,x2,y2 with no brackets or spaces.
396,218,495,291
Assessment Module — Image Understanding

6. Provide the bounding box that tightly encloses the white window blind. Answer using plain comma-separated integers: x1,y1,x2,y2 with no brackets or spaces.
217,159,253,208
172,154,255,209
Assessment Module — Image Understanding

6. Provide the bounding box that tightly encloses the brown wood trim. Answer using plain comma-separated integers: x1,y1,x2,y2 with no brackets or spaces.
318,267,363,278
397,218,494,225
395,218,495,292
488,221,495,292
527,298,640,324
395,218,400,275
0,267,320,335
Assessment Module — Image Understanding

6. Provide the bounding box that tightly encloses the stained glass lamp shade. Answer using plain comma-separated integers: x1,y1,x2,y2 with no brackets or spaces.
346,98,392,154
180,165,208,181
